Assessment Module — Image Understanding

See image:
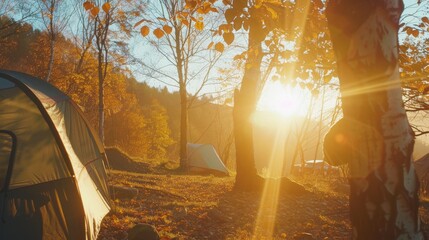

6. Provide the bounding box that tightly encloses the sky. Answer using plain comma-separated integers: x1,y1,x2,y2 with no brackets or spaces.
15,0,428,142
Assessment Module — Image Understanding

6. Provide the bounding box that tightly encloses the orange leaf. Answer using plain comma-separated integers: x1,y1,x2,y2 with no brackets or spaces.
222,0,232,6
223,32,234,45
181,19,189,26
102,2,110,13
134,19,146,28
90,6,99,16
215,42,224,53
157,17,168,22
83,1,93,10
225,8,235,23
207,41,214,49
243,19,249,31
195,21,204,31
185,0,197,9
153,28,165,39
233,17,242,31
141,26,150,37
233,54,242,61
163,25,173,34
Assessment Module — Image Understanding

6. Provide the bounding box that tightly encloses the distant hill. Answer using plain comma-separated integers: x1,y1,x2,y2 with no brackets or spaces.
128,79,429,174
128,79,235,169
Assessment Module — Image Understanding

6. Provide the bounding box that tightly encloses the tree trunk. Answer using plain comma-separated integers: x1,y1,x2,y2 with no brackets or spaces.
325,0,424,239
179,83,188,170
46,38,55,82
98,60,104,143
233,19,264,190
174,23,188,171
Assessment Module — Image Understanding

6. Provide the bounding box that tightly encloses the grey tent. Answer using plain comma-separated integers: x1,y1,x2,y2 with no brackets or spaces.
415,153,429,195
0,70,110,239
187,143,229,175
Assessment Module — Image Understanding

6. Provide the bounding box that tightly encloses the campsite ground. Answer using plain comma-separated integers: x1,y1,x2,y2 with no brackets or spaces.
98,168,429,240
98,150,429,240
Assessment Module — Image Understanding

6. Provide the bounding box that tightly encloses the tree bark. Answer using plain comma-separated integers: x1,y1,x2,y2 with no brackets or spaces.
179,82,188,170
45,1,56,83
325,0,424,239
233,19,264,190
174,23,188,171
98,60,105,143
46,38,55,82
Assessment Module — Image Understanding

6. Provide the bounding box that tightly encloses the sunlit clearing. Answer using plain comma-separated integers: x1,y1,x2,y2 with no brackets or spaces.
258,81,311,118
253,1,312,238
253,126,287,239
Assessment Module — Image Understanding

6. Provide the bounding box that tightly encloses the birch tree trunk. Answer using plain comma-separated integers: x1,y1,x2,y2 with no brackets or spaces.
324,0,424,239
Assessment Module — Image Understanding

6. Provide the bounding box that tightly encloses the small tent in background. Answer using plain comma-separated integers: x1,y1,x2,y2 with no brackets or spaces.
415,153,429,195
0,70,110,240
187,143,229,175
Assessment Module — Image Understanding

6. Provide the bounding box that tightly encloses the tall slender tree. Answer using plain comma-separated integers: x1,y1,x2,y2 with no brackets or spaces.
136,0,222,170
37,0,72,82
324,0,424,238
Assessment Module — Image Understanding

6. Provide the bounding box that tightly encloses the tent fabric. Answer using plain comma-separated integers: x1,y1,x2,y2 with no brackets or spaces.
0,87,70,188
0,178,85,240
415,153,429,183
187,143,229,175
0,70,110,240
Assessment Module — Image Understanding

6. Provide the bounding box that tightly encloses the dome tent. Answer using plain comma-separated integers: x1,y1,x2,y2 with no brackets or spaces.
415,153,429,195
187,143,229,175
0,70,110,239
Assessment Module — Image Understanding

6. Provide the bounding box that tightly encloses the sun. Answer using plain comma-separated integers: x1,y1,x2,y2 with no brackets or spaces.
257,81,311,117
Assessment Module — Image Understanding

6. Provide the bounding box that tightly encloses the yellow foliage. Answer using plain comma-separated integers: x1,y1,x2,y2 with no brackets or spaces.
195,21,204,31
207,41,214,49
215,42,224,53
141,26,150,37
102,3,111,13
90,6,100,16
153,28,165,39
163,25,173,34
83,1,93,10
223,32,234,45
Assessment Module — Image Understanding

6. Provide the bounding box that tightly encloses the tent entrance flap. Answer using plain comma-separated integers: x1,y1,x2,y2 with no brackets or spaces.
0,130,16,192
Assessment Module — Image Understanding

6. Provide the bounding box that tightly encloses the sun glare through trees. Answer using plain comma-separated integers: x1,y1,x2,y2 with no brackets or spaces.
0,0,429,239
258,81,313,118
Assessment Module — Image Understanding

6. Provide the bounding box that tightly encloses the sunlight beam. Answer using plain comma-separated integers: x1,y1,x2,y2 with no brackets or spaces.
252,124,288,239
253,1,312,238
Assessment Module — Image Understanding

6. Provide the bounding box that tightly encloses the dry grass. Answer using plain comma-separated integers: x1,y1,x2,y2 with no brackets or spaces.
98,170,429,240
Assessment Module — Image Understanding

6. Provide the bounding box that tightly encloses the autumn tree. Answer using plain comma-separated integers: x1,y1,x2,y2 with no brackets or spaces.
105,91,148,157
324,0,424,238
83,0,140,143
219,0,332,190
143,99,175,160
36,0,73,82
136,0,222,170
399,13,429,137
0,0,35,41
82,1,113,143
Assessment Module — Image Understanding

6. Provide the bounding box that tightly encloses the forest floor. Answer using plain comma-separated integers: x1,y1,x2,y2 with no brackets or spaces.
97,169,429,240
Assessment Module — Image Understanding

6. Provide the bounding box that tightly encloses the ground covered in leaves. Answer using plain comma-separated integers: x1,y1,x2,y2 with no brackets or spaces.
98,170,429,240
